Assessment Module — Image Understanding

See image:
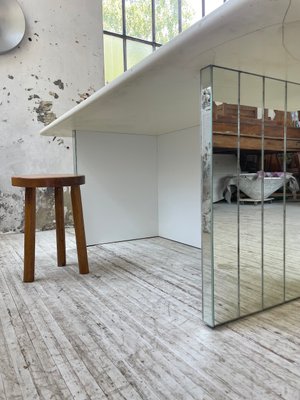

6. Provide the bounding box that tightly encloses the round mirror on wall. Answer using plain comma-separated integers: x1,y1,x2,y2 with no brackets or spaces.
0,0,26,54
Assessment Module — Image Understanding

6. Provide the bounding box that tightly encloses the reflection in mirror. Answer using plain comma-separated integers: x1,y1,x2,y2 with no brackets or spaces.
263,78,285,308
286,83,300,301
201,66,300,327
239,73,263,316
212,67,239,324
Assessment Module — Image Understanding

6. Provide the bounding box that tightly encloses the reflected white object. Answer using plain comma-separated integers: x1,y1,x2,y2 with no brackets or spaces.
0,0,26,54
213,154,237,202
239,173,292,200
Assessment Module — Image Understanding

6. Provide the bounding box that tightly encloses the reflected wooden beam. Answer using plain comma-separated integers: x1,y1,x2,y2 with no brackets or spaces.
213,131,300,151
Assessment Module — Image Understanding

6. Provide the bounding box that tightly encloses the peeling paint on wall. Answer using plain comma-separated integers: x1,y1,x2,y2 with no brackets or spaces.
52,136,64,146
53,79,64,90
28,94,40,101
49,91,59,99
34,100,57,125
0,192,23,233
0,0,104,233
0,188,73,233
35,187,73,230
75,87,96,104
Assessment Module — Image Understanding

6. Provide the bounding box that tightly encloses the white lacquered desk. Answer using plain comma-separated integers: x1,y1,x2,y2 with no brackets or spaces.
40,0,300,246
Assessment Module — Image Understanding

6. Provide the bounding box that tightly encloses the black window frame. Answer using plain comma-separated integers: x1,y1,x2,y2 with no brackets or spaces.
103,0,227,79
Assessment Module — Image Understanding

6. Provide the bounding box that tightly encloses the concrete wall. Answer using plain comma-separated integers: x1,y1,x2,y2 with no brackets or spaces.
0,0,104,232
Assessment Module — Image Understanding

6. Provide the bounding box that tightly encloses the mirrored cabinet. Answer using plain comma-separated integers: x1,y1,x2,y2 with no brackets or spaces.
201,65,300,326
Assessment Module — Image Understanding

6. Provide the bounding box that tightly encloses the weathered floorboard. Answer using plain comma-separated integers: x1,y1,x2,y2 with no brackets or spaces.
0,231,300,399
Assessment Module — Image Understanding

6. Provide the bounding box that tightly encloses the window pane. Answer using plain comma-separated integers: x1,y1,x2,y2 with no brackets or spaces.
155,0,179,44
126,0,152,41
127,40,153,69
182,0,202,30
103,0,123,34
205,0,224,15
104,34,124,83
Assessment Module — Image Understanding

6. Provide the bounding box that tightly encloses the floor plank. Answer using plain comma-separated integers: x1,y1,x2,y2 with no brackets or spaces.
1,231,300,399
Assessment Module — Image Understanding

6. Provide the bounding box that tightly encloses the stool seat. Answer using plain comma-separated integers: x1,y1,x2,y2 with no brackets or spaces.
12,173,89,282
12,174,85,188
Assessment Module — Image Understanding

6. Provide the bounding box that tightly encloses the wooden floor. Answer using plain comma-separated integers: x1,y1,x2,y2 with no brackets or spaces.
1,231,300,399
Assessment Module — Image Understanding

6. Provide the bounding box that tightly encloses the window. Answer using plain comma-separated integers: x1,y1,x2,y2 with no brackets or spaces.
103,0,228,83
204,0,225,15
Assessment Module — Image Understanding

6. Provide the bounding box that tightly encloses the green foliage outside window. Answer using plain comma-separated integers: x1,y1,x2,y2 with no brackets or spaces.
155,0,179,44
103,0,195,44
103,0,225,82
103,0,123,33
103,35,124,83
126,0,153,41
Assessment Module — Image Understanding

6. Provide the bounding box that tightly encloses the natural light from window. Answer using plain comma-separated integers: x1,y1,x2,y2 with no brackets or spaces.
103,0,227,83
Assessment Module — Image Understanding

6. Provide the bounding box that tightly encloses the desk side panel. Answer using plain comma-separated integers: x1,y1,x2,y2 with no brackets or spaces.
157,126,201,248
75,131,158,245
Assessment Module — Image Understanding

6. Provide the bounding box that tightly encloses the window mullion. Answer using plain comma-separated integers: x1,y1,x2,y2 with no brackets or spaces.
178,0,182,33
104,0,221,82
152,0,156,49
122,0,127,71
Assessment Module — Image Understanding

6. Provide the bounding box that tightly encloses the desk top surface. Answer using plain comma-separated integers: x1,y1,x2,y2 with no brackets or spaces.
40,0,300,137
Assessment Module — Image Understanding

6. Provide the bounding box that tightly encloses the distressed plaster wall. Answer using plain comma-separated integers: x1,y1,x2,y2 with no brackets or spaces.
0,0,104,232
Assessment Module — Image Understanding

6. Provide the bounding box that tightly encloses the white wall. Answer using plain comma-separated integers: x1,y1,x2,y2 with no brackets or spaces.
158,127,202,248
0,0,103,232
76,132,158,245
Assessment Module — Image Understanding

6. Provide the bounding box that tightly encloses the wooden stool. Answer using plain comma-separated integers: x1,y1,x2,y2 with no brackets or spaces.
11,174,89,282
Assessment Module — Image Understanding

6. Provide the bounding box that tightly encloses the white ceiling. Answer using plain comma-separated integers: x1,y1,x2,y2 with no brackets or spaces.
40,0,300,137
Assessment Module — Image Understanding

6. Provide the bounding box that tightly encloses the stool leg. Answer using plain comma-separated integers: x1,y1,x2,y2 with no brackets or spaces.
55,187,66,266
71,185,89,274
24,188,36,282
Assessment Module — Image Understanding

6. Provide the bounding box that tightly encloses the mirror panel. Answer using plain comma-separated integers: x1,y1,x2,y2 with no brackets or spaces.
212,67,239,324
286,83,300,301
201,66,214,326
201,66,300,327
263,78,285,308
239,73,263,316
